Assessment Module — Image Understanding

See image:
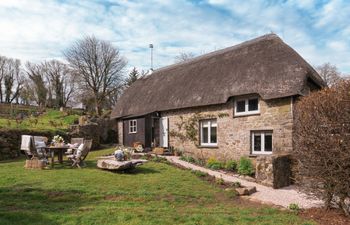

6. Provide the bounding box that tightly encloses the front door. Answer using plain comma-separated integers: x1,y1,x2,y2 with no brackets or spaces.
159,117,168,148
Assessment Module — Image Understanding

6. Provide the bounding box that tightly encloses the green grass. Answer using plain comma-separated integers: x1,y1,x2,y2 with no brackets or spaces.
0,109,79,131
0,148,314,225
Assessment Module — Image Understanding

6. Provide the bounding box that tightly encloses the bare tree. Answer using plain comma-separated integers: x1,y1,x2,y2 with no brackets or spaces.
316,62,342,86
25,62,48,108
64,36,127,116
4,59,24,103
0,56,7,102
43,60,71,108
174,52,195,63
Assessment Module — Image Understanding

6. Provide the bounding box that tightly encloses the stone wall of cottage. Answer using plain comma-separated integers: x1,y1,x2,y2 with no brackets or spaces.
162,96,293,161
117,120,123,145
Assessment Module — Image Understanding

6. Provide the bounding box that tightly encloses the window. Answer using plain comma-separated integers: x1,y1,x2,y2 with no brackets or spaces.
234,97,260,116
251,131,272,154
129,120,137,133
200,119,217,146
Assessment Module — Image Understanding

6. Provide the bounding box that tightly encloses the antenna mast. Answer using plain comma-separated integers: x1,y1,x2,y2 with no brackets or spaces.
149,44,153,71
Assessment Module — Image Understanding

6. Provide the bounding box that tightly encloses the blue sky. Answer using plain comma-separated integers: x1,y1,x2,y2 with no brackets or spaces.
0,0,349,75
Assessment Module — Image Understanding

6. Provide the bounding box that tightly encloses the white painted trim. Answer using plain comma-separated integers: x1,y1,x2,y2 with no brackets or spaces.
200,119,218,146
234,97,260,117
128,120,137,134
251,131,272,154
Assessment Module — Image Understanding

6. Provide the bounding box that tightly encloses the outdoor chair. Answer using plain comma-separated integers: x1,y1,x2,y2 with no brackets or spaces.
65,138,84,155
33,136,49,158
67,139,92,168
20,135,38,159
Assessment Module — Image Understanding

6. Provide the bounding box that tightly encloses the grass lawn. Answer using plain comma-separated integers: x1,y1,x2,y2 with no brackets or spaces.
0,109,80,131
0,148,314,225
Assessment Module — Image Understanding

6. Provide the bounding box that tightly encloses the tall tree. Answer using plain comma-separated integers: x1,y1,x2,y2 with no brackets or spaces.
25,62,48,108
124,67,140,87
64,36,127,116
0,56,7,102
43,60,68,108
316,62,342,86
4,58,23,103
174,52,195,63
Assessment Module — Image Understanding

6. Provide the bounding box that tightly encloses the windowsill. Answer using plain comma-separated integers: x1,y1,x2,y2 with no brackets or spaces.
198,145,218,149
129,132,137,134
234,112,260,117
249,153,273,157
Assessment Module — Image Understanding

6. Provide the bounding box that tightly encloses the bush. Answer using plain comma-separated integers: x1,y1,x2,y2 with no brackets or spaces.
238,157,254,176
294,80,350,216
288,203,300,212
225,160,237,171
179,155,196,163
206,157,224,170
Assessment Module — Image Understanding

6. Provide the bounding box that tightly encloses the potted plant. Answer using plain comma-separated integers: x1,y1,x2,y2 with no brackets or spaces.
52,135,64,146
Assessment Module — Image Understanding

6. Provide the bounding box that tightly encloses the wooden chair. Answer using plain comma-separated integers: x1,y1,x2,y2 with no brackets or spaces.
67,139,92,168
33,136,49,158
65,138,84,155
71,138,84,145
34,136,48,144
20,135,38,159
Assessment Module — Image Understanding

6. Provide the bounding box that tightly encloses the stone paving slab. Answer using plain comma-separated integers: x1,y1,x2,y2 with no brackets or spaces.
164,156,323,209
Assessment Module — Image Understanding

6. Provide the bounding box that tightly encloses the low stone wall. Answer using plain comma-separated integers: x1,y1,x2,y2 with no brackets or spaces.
255,154,292,189
0,129,68,161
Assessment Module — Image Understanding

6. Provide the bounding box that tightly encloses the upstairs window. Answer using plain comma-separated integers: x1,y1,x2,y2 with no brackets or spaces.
200,119,217,147
251,131,272,154
129,120,137,133
234,97,260,116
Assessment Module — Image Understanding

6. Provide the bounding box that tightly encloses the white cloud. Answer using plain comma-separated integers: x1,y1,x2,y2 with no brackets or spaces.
0,0,349,74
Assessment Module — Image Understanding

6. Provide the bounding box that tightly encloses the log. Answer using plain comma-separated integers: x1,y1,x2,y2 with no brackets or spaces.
97,159,147,171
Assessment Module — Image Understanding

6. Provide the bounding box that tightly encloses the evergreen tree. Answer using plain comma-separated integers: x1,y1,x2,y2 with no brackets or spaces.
125,67,140,87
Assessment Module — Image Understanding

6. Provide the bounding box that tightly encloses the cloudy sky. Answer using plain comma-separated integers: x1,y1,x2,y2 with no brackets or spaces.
0,0,349,75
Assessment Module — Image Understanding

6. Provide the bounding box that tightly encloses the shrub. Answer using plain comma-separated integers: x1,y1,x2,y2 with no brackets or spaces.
179,155,196,163
206,157,224,170
288,203,300,212
238,157,254,176
225,160,237,171
294,80,350,216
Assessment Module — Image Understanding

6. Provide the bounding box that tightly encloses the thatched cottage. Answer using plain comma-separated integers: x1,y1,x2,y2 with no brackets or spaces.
111,34,324,164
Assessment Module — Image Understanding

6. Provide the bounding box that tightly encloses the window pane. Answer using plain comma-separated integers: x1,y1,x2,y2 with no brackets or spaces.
210,127,217,143
254,134,261,151
202,127,208,143
236,100,246,112
265,134,272,151
248,98,258,111
211,120,217,127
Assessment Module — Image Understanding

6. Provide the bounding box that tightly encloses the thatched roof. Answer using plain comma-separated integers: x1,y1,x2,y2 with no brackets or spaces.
111,34,324,119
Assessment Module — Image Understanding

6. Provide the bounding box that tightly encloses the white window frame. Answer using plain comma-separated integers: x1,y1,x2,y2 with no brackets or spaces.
234,97,260,116
251,131,272,154
200,119,217,147
129,120,137,134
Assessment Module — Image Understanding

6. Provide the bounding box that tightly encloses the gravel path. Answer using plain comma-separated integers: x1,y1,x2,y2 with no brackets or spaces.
164,156,323,209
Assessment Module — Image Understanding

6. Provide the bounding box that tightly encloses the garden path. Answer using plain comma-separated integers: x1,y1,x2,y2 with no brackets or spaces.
164,156,323,209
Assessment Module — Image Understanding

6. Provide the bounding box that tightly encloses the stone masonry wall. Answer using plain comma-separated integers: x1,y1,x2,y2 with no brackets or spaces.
117,120,123,145
162,96,293,161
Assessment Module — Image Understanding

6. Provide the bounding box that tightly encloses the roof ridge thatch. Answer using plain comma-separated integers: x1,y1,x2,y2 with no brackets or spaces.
112,34,324,119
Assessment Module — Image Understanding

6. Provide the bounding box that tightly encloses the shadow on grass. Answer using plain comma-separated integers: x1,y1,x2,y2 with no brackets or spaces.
0,185,96,225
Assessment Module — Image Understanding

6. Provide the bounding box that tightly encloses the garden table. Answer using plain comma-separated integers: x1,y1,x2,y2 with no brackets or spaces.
45,146,70,167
